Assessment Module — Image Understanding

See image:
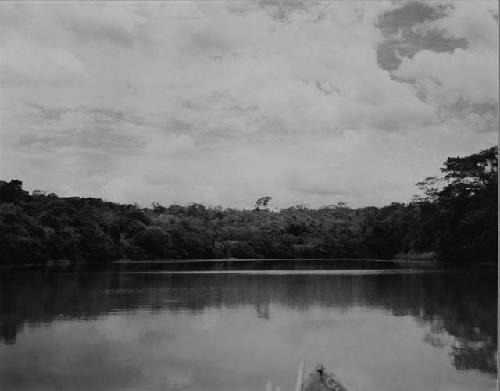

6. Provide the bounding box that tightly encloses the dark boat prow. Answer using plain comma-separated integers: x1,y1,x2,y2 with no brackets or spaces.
299,363,349,391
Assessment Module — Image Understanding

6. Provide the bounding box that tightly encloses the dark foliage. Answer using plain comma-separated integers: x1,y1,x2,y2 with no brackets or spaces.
0,146,496,265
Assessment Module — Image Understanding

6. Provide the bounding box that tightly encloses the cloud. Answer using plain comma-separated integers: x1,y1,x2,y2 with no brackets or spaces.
395,48,497,104
0,35,87,85
144,134,196,156
423,1,498,51
256,0,323,22
387,1,498,132
57,4,148,47
374,2,468,70
4,104,147,153
0,1,497,208
284,171,347,197
100,176,145,204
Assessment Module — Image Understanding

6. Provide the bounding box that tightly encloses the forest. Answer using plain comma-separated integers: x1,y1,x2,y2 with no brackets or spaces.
0,146,497,266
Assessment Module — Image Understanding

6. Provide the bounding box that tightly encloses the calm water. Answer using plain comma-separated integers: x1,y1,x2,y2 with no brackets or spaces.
0,269,497,391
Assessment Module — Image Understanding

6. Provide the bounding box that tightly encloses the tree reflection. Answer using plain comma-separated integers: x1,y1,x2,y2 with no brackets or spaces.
0,269,496,374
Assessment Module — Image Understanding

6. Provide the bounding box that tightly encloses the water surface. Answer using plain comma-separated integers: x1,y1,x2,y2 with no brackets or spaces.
0,269,496,391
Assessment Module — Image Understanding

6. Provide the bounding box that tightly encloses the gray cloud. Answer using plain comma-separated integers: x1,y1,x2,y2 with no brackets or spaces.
225,0,323,22
25,103,162,130
17,126,144,153
186,28,232,56
57,5,148,47
376,2,468,70
436,100,498,133
257,0,322,22
1,1,497,208
375,1,498,134
25,103,71,122
11,103,154,153
64,21,136,46
377,2,450,35
285,171,347,197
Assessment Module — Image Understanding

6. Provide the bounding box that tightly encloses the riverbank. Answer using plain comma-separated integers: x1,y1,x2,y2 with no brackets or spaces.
1,258,496,271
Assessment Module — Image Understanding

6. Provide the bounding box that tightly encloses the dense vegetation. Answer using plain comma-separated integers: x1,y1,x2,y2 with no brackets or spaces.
0,146,496,265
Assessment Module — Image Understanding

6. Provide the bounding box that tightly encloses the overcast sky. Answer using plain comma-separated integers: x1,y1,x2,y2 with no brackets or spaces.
0,1,498,208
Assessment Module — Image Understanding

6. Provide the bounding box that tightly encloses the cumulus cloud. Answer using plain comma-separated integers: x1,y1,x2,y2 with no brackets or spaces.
395,48,497,105
0,36,87,85
144,134,196,156
0,1,497,207
389,1,498,132
424,1,498,51
57,4,147,46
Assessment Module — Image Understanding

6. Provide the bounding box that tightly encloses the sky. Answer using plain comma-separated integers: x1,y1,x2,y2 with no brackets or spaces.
0,1,498,209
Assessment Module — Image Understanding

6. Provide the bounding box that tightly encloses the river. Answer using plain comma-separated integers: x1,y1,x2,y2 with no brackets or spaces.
0,267,496,390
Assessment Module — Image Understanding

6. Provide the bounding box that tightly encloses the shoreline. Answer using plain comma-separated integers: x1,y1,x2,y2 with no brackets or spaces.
1,258,496,270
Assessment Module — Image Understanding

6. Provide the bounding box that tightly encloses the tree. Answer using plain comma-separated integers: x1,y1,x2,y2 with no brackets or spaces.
254,196,272,210
133,227,172,259
151,202,166,215
436,146,497,203
0,180,29,203
0,146,496,266
414,176,441,203
434,146,498,262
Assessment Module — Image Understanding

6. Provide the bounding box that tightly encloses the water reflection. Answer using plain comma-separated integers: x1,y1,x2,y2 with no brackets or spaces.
0,270,497,391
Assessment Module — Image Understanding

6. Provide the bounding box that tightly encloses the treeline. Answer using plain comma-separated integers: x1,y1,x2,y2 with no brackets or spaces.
0,146,497,265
